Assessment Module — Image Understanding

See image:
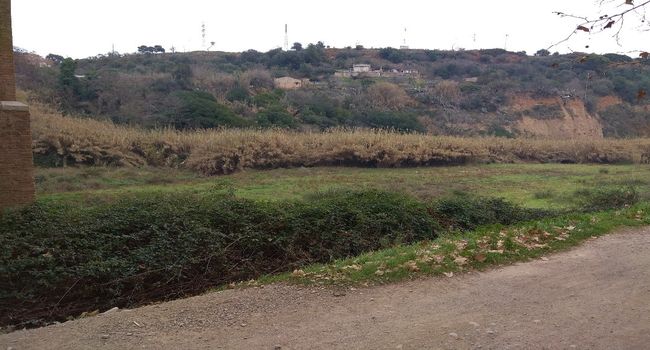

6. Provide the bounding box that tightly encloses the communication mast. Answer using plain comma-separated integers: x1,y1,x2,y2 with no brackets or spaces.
201,22,206,49
400,27,409,50
284,24,289,51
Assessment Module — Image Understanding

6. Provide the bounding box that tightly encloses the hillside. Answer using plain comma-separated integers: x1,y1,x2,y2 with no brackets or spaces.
14,46,650,137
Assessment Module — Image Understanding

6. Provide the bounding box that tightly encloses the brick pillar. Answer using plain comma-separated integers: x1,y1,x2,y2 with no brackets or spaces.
0,0,17,101
0,0,35,211
0,102,35,210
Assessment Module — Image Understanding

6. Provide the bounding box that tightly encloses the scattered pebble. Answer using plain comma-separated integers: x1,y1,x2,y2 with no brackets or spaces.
449,332,459,338
486,330,496,335
469,321,480,327
100,334,110,340
126,332,133,336
533,319,541,323
240,323,247,327
541,257,549,261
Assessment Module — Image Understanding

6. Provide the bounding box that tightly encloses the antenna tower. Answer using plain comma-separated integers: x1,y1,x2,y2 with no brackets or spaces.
400,27,409,49
202,22,206,49
284,24,289,50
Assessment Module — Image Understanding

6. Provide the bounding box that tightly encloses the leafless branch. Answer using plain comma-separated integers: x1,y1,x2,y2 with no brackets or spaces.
549,0,650,52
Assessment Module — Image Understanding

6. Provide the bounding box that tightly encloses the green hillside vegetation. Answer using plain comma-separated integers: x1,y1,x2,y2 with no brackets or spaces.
14,46,650,136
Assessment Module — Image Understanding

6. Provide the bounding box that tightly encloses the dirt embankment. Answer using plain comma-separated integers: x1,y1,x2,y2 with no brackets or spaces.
2,228,649,350
512,95,604,139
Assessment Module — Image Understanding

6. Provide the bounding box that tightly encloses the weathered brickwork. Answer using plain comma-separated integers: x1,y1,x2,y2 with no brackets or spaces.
0,103,35,211
0,0,17,101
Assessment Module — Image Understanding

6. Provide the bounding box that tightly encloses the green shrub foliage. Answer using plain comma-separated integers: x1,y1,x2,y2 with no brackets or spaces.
574,186,639,212
1,188,638,327
429,194,555,231
0,190,437,327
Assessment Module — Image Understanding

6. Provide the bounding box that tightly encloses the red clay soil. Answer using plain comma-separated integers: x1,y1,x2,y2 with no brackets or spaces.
2,228,649,350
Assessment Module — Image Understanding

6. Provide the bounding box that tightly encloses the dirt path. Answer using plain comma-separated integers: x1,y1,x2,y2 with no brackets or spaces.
3,228,650,350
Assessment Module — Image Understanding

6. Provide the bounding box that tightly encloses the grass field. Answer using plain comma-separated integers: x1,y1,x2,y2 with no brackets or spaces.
36,163,650,209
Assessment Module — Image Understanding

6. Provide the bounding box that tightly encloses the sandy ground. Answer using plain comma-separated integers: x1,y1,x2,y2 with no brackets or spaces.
2,227,649,350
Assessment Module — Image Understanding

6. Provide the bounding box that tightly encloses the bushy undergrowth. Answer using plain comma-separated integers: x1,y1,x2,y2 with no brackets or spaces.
0,187,638,327
430,194,555,231
0,190,437,327
30,105,650,175
574,186,639,212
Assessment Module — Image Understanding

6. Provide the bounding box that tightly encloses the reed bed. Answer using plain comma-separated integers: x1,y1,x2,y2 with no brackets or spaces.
30,105,650,175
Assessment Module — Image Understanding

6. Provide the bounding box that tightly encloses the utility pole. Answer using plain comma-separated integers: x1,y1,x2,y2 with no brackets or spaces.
0,0,36,210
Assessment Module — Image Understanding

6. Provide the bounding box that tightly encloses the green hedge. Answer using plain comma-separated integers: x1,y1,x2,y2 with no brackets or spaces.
0,190,438,327
429,194,555,231
1,187,634,327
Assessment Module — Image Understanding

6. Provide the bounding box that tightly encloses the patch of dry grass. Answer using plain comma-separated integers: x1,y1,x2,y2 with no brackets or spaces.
31,104,650,175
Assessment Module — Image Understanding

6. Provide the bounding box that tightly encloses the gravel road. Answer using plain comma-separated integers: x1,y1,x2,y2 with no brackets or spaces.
2,228,649,350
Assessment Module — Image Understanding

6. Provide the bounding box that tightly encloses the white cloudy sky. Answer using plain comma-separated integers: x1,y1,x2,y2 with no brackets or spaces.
11,0,650,58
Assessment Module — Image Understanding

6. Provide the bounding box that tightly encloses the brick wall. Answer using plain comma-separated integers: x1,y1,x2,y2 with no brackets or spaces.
0,102,35,210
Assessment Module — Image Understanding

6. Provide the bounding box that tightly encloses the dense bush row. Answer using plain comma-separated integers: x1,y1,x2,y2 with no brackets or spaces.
430,195,555,231
0,190,437,327
1,187,638,327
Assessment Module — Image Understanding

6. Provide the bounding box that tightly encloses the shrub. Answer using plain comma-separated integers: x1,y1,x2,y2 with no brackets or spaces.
0,190,438,327
225,84,250,102
429,194,554,231
170,91,249,129
256,106,298,128
574,186,639,212
252,89,284,108
366,82,413,111
378,47,405,63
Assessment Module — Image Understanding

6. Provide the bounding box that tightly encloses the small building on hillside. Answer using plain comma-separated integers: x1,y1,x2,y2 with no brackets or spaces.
352,64,371,73
334,63,419,78
274,76,302,90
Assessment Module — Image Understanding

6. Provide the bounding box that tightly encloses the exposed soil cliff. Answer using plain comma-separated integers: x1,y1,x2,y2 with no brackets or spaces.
511,95,604,138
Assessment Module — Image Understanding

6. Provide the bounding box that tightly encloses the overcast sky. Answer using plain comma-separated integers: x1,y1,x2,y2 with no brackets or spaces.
11,0,649,58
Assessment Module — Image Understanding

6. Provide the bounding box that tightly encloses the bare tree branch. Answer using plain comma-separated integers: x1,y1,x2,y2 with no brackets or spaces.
549,0,650,55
